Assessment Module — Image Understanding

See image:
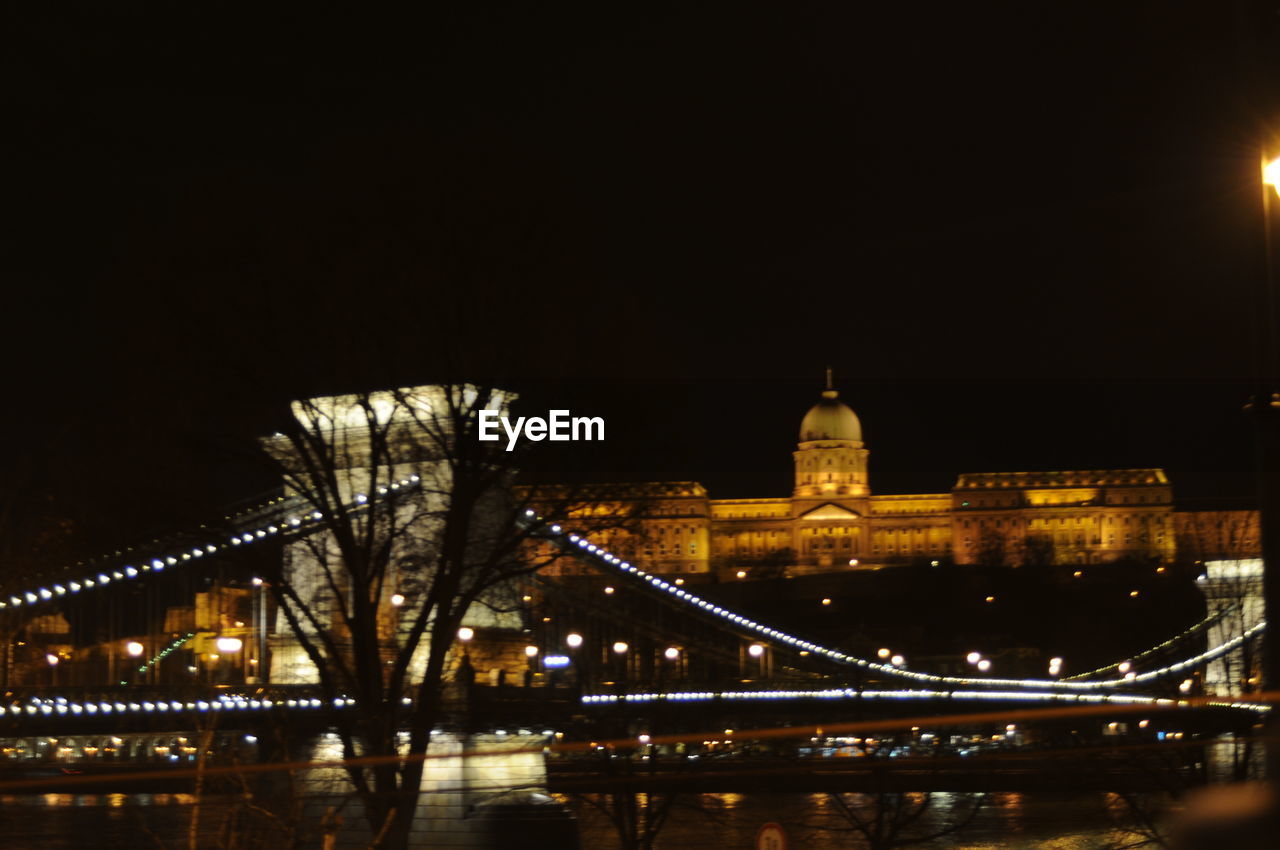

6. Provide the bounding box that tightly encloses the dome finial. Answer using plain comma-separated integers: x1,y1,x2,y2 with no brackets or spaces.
822,366,837,399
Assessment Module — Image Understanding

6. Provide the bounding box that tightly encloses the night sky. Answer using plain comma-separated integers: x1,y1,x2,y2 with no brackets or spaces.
6,4,1280,557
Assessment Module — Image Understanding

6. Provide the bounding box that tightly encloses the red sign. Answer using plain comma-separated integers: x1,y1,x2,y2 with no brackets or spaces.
755,822,788,850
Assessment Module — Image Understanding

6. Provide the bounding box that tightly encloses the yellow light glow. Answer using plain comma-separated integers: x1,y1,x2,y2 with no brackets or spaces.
1265,156,1280,194
457,627,474,642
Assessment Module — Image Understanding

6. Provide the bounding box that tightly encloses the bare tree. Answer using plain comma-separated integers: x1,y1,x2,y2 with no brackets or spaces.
567,744,726,850
1019,534,1056,567
976,528,1008,567
807,789,986,849
254,383,627,848
1174,510,1260,566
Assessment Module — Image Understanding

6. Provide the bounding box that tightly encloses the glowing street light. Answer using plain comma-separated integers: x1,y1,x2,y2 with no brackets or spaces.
1264,155,1280,196
215,637,243,653
1179,678,1194,694
46,653,59,666
565,633,584,649
126,641,145,657
612,641,629,655
457,627,475,642
977,658,992,672
736,570,747,579
890,654,906,667
524,645,539,658
664,646,681,660
965,651,982,665
748,643,766,658
390,593,405,607
877,648,891,659
1118,661,1132,674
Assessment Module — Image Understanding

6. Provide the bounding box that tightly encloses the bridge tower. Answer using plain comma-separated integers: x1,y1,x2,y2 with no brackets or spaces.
263,385,554,849
266,386,522,684
1198,559,1265,695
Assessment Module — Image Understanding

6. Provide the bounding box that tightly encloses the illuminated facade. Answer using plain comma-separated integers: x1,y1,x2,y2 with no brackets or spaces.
541,379,1216,578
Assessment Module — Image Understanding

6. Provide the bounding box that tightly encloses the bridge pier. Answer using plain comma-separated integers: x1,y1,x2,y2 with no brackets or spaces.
1197,559,1264,695
297,731,559,849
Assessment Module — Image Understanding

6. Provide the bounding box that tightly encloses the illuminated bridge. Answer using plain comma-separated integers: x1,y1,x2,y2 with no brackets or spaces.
0,480,1267,805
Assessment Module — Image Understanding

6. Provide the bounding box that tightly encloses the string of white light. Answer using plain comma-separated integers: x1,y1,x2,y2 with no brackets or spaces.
0,476,421,612
526,512,1266,693
580,687,1269,713
1063,604,1241,681
2,692,351,719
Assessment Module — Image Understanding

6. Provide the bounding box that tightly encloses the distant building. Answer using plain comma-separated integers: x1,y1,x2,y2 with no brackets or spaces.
540,377,1253,578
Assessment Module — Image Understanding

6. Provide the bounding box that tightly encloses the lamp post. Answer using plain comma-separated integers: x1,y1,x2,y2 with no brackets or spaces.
1255,153,1280,780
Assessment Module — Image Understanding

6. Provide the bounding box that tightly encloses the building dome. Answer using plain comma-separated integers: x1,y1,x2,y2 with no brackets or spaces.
799,389,862,443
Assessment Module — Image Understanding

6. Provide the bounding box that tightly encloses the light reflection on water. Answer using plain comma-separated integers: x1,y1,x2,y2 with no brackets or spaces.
6,792,195,808
0,790,1162,848
568,791,1158,849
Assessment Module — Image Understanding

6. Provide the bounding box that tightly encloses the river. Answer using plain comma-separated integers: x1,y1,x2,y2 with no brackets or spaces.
0,790,1157,848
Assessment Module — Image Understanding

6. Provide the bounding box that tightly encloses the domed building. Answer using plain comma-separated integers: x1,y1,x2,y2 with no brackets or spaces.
540,375,1187,579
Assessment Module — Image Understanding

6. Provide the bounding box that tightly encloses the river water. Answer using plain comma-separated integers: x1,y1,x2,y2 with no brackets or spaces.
0,791,1156,848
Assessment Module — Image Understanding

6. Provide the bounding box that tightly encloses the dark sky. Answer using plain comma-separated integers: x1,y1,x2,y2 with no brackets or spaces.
5,4,1280,552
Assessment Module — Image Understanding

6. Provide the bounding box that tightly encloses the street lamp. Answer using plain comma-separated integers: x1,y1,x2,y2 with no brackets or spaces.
748,643,766,658
126,641,145,657
457,627,474,642
565,632,584,649
1263,156,1280,194
215,637,243,653
1254,151,1280,779
612,641,629,654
